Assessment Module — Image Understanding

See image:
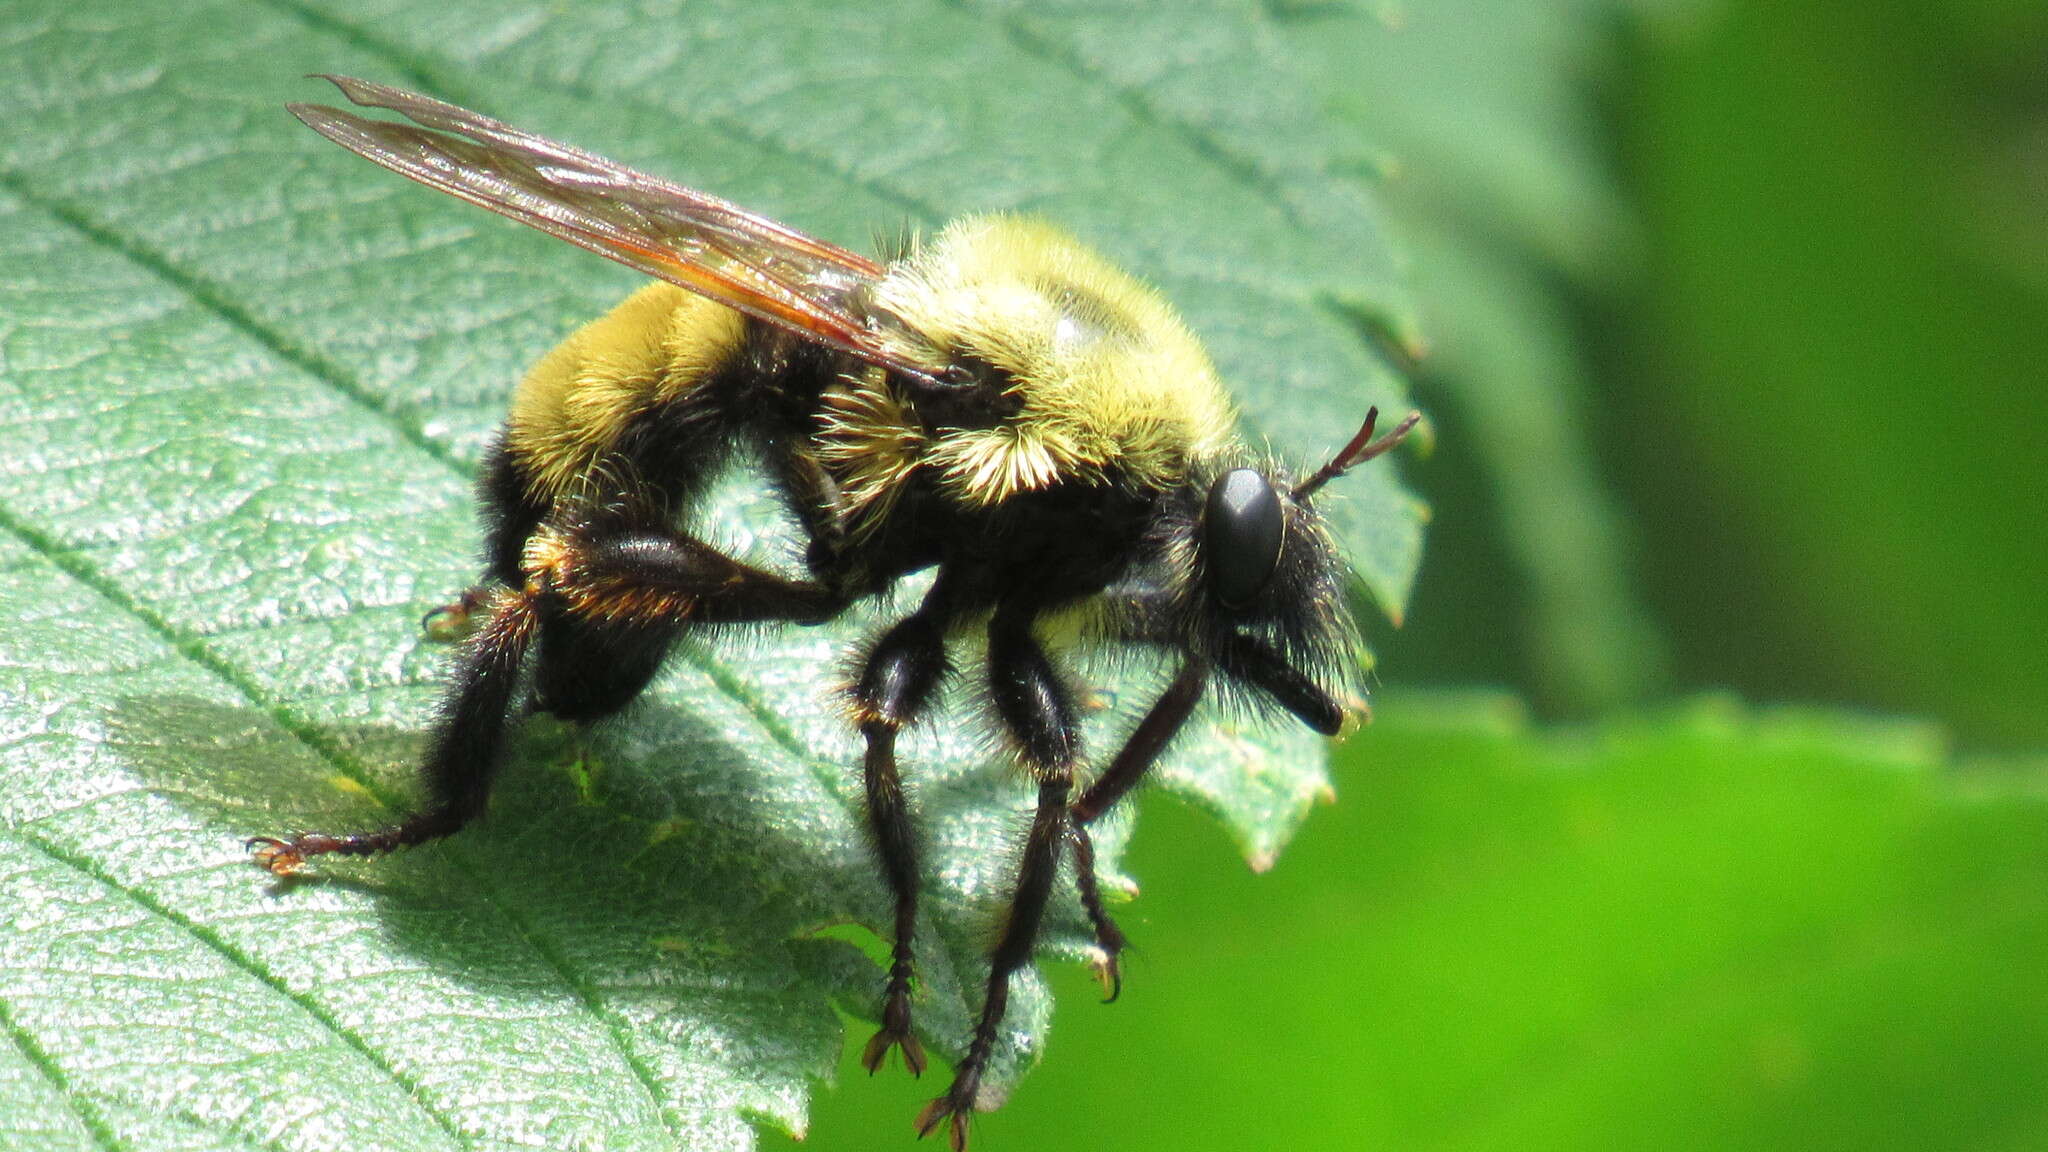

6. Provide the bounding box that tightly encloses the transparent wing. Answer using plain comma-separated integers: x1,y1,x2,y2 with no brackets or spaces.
291,74,944,385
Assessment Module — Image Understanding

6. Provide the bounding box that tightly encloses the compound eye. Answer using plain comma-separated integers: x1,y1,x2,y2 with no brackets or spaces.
1204,468,1284,608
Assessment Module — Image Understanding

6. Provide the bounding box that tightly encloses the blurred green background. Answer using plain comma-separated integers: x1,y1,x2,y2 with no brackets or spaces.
780,0,2048,1148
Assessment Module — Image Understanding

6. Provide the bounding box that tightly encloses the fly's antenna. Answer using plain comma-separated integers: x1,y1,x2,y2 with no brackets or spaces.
1292,406,1422,502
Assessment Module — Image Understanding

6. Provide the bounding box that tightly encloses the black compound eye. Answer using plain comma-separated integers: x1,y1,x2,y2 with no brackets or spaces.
1203,468,1284,608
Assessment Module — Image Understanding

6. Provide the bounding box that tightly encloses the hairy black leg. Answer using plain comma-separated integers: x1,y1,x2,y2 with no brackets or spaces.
1072,660,1210,825
419,430,550,643
765,439,852,580
249,523,847,876
1214,632,1346,736
415,426,548,639
477,431,550,586
249,585,542,874
524,520,847,632
851,588,954,1077
1065,827,1127,1002
1063,659,1211,1000
520,514,844,722
918,609,1077,1150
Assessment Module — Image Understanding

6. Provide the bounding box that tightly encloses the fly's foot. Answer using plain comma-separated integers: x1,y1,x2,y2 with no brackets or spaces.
914,1073,981,1151
1089,944,1124,1004
245,834,339,876
861,988,926,1076
421,587,489,642
1070,827,1129,1003
246,827,406,874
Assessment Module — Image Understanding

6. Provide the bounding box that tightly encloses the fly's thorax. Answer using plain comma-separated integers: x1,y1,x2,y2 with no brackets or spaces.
860,214,1239,510
813,365,927,536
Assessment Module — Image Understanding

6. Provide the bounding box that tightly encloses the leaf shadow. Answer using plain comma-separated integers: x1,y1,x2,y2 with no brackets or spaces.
106,689,902,1104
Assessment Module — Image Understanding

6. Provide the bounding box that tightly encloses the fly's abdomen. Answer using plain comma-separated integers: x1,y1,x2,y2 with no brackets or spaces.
505,282,747,507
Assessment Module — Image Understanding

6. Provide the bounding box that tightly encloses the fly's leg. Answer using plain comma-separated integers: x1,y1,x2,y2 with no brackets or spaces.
248,520,845,874
916,606,1077,1150
248,583,541,872
850,585,955,1077
1064,660,1209,1002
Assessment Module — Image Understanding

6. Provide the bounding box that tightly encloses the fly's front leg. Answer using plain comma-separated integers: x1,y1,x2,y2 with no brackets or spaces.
917,607,1078,1150
1065,827,1127,1002
849,589,954,1076
1065,658,1210,1001
771,443,853,581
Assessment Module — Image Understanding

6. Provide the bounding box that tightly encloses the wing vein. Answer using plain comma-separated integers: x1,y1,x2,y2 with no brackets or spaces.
293,76,948,385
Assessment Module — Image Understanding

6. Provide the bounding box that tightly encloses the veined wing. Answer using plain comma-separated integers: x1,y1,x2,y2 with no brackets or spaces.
290,74,945,386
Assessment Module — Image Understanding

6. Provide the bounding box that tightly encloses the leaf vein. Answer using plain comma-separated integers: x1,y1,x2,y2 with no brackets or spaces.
0,100,830,822
0,972,125,1152
0,168,461,477
936,0,1317,230
0,512,682,1143
0,827,462,1151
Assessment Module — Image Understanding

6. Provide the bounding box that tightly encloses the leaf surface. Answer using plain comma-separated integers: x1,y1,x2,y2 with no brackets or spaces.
0,2,1423,1148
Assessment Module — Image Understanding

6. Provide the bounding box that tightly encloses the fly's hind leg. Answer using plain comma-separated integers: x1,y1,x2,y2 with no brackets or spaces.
519,516,849,727
248,518,847,875
249,582,544,873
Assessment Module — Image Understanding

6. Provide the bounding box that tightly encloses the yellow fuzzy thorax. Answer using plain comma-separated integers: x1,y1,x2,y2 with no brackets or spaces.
863,215,1239,508
507,282,745,503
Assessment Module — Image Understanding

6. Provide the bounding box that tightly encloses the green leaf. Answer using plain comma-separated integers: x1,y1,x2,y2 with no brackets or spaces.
1389,225,1672,709
0,1,1423,1148
783,696,2048,1151
1279,0,1673,708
